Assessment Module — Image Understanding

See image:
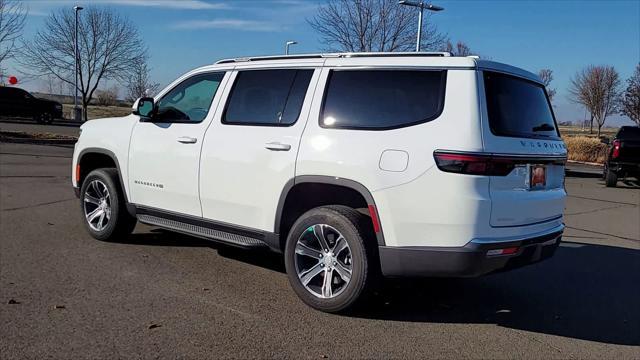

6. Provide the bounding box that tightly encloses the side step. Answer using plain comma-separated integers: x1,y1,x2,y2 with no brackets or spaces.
137,214,268,249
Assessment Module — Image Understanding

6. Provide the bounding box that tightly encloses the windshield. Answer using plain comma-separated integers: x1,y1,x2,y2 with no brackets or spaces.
484,71,560,139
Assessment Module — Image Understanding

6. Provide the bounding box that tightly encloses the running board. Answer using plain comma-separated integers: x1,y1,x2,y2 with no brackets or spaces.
137,213,268,249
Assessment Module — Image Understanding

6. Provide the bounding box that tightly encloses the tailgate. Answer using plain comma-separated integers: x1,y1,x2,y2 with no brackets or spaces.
480,69,567,228
489,156,566,227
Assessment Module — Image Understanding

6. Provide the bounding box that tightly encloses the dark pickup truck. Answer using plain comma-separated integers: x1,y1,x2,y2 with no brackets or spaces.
603,126,640,187
0,86,63,124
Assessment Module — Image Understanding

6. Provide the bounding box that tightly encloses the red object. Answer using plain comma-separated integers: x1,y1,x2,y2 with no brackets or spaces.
8,76,18,85
487,247,519,256
368,204,381,233
612,140,621,159
501,247,519,255
75,164,81,183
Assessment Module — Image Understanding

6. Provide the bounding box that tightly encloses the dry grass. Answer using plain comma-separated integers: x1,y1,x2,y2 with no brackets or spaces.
62,104,131,120
563,136,608,164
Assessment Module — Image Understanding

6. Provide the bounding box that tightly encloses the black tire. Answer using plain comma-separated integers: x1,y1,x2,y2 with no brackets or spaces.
284,205,377,313
80,168,137,241
605,168,618,187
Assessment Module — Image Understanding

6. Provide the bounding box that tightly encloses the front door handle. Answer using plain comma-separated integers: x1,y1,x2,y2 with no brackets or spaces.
265,142,291,151
177,136,197,144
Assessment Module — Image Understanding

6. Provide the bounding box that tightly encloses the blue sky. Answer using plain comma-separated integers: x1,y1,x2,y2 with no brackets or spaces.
7,0,640,125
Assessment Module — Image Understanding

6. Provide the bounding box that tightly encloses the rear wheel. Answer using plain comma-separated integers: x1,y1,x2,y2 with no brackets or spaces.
605,168,618,187
284,205,376,313
80,168,136,241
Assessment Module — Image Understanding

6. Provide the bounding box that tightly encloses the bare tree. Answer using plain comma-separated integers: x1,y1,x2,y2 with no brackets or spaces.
125,57,160,103
308,0,446,52
95,85,119,106
538,69,556,102
444,40,472,56
18,7,146,120
620,63,640,126
569,65,621,137
0,0,26,77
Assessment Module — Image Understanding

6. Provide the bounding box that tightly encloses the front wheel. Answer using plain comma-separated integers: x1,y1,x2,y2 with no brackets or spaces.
284,205,377,313
80,168,137,241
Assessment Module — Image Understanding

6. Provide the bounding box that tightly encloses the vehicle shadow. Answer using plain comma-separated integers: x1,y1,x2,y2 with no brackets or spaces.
118,230,639,345
353,241,640,346
123,229,286,273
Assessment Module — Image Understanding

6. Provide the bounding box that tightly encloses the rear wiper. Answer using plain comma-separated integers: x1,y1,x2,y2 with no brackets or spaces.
532,123,555,132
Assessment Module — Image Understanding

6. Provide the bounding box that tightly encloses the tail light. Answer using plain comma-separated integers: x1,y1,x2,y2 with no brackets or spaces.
433,150,567,176
612,140,621,159
433,151,516,176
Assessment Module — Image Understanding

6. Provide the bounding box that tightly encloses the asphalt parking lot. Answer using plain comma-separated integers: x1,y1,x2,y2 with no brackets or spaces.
1,142,639,359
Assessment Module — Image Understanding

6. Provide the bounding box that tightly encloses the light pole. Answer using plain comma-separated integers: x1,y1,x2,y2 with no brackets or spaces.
398,1,443,52
285,41,297,55
73,5,83,122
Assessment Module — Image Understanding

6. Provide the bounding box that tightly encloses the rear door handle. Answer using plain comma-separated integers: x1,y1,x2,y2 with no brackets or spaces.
265,142,291,151
177,136,197,144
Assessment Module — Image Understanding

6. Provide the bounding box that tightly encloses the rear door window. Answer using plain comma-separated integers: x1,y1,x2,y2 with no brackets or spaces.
483,71,560,139
223,69,314,126
321,70,447,130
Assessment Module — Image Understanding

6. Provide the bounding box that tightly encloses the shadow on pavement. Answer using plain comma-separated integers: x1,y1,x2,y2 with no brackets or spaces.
354,241,640,346
125,229,286,273
119,229,639,346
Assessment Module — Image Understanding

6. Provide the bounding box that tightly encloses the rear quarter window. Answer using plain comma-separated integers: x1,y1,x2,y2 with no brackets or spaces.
483,71,560,139
321,70,447,130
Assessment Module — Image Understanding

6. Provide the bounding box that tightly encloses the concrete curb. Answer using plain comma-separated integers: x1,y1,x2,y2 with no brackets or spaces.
0,131,77,146
567,160,603,167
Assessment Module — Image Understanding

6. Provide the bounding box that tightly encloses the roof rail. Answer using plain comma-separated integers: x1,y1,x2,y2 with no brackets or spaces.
214,52,451,64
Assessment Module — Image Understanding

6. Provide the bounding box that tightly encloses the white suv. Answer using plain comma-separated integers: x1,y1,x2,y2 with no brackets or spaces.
72,52,567,312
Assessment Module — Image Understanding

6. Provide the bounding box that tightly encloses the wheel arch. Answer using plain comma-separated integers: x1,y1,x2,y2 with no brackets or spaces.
77,147,136,216
275,175,385,250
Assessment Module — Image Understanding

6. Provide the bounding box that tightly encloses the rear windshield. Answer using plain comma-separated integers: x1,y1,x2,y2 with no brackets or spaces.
483,71,559,139
617,126,640,140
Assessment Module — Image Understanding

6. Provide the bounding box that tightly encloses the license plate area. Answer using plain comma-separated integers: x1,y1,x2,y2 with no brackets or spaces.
529,164,546,190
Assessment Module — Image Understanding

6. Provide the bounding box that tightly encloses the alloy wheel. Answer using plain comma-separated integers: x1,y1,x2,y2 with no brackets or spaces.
294,224,353,299
83,179,111,232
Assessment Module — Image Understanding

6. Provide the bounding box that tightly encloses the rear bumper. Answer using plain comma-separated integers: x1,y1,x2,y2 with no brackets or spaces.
379,228,563,277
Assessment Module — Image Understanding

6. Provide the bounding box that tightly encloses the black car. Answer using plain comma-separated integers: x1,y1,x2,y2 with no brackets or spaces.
602,126,640,187
0,86,63,124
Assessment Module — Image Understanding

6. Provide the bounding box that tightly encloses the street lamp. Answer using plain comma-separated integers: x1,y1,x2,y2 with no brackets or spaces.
73,5,83,122
398,1,443,52
285,41,297,55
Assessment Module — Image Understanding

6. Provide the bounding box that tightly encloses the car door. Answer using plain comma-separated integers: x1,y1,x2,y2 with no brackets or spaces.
128,71,229,216
199,64,321,232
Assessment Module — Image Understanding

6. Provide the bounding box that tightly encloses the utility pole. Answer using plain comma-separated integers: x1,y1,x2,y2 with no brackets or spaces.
398,1,444,52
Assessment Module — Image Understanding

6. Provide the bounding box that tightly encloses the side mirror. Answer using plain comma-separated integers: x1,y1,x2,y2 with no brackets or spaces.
600,137,610,145
133,97,155,119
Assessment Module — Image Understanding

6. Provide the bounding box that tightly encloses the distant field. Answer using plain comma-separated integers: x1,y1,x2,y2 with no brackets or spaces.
558,126,618,139
62,104,131,120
